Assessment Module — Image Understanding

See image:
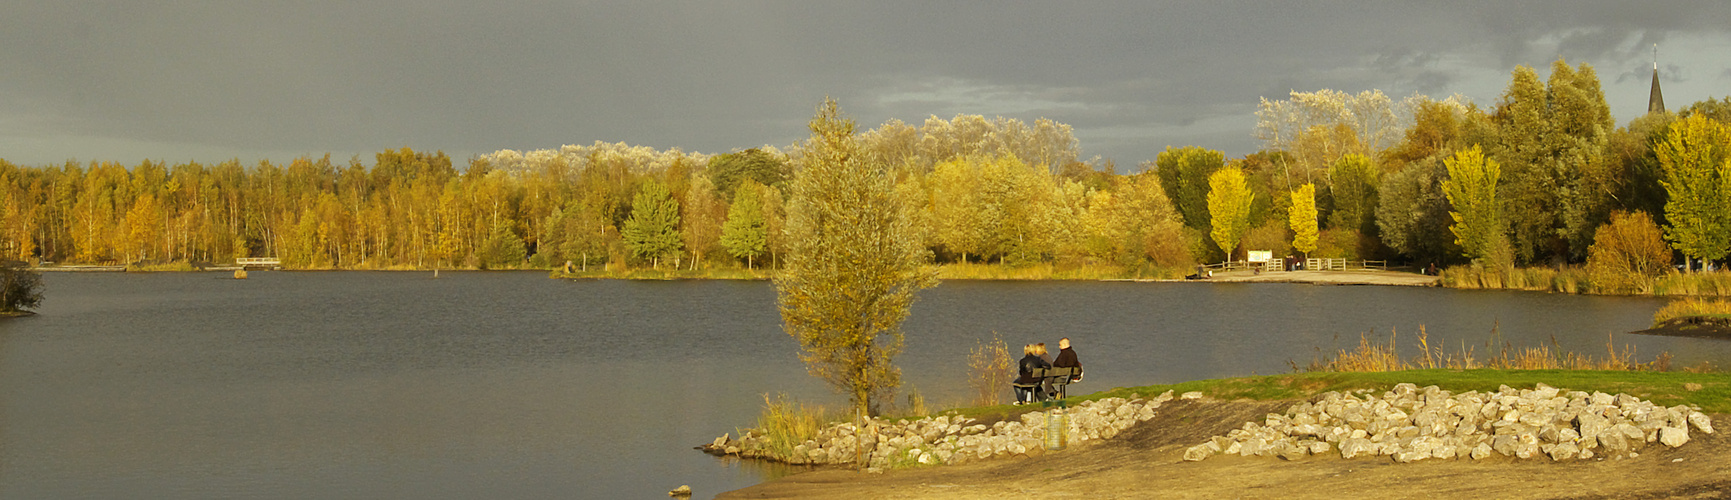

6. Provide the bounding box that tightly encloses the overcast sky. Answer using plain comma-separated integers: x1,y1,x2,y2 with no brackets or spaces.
3,1,1728,169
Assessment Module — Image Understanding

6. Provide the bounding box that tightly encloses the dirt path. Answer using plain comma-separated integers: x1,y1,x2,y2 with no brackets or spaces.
720,399,1730,499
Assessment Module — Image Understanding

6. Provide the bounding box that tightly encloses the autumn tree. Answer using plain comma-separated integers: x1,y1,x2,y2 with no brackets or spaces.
776,99,936,417
1289,183,1319,258
1443,146,1508,265
1586,211,1671,293
720,180,767,269
927,157,986,263
681,175,725,269
622,179,682,268
1654,114,1731,271
1206,167,1253,258
1081,173,1190,268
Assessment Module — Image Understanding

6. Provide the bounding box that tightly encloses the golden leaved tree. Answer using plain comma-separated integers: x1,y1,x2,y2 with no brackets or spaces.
1289,183,1319,258
776,99,937,417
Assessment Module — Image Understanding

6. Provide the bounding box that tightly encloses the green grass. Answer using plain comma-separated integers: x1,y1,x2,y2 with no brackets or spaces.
926,370,1731,423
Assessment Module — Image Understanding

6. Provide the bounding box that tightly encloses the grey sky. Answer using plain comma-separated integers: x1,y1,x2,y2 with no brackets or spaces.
2,1,1728,169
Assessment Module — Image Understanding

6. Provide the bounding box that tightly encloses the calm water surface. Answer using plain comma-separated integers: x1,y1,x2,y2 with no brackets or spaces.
2,272,1722,499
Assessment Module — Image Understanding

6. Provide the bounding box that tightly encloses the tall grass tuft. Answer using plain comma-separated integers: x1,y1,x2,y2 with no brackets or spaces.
1653,297,1731,326
1443,264,1731,298
966,332,1014,406
750,393,830,458
1298,326,1681,373
1653,272,1731,297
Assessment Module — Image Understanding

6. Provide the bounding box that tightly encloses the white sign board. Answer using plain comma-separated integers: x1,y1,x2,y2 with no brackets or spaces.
1248,250,1272,262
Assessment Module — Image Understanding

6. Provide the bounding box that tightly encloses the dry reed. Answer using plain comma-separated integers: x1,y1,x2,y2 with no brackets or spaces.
750,393,830,457
1299,326,1671,373
966,332,1014,406
1652,297,1731,326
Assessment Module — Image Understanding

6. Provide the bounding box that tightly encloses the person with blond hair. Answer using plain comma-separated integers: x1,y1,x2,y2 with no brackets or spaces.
1013,343,1051,404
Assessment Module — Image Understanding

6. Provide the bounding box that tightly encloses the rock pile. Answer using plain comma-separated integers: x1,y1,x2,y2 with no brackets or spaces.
704,391,1174,468
1184,383,1716,463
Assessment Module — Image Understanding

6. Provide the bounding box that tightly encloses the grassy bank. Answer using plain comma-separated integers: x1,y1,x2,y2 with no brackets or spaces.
932,370,1731,425
746,369,1731,460
1441,265,1731,297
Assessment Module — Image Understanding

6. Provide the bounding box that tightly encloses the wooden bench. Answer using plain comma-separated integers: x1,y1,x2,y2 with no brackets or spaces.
1047,366,1080,399
1013,366,1083,402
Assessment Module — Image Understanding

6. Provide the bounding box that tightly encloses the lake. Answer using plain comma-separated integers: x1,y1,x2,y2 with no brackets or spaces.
1,272,1720,498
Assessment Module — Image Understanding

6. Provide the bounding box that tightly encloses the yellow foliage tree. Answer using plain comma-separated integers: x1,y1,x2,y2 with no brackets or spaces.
1206,167,1254,258
1289,183,1319,257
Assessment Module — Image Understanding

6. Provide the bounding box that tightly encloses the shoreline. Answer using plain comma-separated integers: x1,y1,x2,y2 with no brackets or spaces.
1113,269,1441,287
717,371,1729,499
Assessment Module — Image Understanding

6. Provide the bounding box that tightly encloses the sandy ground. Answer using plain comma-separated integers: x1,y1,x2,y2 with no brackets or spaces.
719,398,1730,500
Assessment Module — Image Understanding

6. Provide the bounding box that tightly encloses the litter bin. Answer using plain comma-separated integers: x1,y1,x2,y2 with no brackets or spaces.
1042,400,1067,450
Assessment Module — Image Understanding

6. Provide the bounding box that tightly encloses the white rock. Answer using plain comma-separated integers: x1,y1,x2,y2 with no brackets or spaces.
1548,442,1579,461
1183,443,1215,461
1660,426,1690,448
1180,391,1204,400
1688,412,1714,434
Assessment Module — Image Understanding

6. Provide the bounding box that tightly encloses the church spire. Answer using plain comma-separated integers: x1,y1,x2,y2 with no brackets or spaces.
1649,44,1666,114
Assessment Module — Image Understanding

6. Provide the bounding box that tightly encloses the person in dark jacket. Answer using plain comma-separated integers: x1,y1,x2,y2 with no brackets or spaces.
1013,343,1051,404
1052,337,1083,383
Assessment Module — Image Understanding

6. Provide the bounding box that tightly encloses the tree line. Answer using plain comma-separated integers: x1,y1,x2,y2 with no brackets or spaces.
2,59,1728,275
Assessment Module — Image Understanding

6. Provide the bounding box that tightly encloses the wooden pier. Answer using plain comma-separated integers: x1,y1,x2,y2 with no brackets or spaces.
236,257,282,270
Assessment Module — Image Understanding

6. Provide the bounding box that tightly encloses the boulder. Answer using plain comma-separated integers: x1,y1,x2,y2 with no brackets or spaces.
1181,391,1204,400
1308,441,1332,455
1688,412,1715,434
1339,438,1377,459
1183,444,1215,461
1548,442,1579,461
1491,435,1519,456
1469,442,1493,460
1659,426,1690,448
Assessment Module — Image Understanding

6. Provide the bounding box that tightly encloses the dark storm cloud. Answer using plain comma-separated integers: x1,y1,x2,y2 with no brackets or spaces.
2,1,1729,167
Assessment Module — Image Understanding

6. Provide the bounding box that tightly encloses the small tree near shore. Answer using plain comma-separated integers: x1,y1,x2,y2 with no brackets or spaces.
0,262,42,313
776,98,937,417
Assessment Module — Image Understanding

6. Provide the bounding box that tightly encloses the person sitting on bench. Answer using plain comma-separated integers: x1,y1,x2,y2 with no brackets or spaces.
1013,343,1051,404
1051,337,1083,398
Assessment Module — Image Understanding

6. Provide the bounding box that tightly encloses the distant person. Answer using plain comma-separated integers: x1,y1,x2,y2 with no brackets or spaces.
1053,337,1083,383
1014,343,1051,404
1035,342,1055,398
